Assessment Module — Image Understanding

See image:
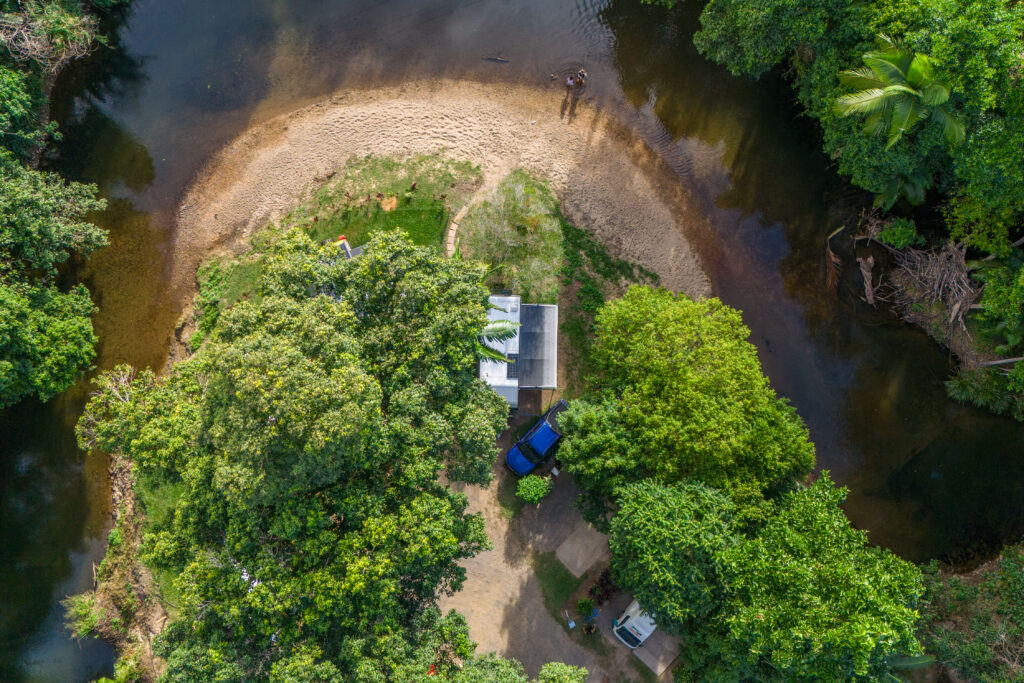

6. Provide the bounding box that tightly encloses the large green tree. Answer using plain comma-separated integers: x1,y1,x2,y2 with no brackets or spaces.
608,475,924,682
608,480,734,627
0,150,105,407
77,232,510,679
558,285,815,525
707,476,924,682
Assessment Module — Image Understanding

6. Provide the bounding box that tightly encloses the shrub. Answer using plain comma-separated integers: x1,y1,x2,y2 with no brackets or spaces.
516,474,553,504
877,218,925,249
576,597,595,617
63,593,102,639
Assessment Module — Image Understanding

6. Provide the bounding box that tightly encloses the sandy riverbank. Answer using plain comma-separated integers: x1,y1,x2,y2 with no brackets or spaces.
173,80,711,312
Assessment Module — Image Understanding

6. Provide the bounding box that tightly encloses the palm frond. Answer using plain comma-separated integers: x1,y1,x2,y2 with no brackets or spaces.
886,97,922,148
864,54,909,86
476,340,512,363
480,319,520,343
835,89,889,116
838,67,884,90
905,54,934,88
863,112,886,137
920,82,949,106
932,105,966,146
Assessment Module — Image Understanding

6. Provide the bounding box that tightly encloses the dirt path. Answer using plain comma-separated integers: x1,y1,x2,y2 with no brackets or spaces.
442,431,638,682
174,80,711,310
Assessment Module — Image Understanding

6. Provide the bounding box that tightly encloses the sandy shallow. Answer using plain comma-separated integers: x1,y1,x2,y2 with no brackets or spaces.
174,79,711,307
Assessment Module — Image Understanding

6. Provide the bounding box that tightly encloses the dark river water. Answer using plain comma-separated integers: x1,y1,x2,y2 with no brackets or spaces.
3,0,1023,679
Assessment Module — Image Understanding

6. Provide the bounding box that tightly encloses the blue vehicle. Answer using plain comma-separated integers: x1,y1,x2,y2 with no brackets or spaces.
505,399,569,476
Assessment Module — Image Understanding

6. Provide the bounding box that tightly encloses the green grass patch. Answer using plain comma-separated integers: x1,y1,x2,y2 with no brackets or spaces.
458,168,656,386
459,170,564,303
559,219,656,392
496,473,525,520
189,154,481,350
630,656,660,683
62,593,103,639
530,551,583,622
307,198,449,250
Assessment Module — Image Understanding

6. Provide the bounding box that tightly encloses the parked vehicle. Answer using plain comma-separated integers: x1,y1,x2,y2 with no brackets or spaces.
612,600,657,649
504,399,568,476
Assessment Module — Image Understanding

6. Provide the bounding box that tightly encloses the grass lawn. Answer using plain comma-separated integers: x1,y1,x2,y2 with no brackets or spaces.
530,551,583,622
189,154,480,350
307,198,449,250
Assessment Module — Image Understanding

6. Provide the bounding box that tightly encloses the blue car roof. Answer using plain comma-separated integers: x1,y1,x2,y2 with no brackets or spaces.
528,423,560,456
505,445,535,475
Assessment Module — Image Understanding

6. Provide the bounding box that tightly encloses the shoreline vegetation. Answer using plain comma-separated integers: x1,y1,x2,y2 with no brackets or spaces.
640,0,1024,420
0,0,131,411
70,151,1004,682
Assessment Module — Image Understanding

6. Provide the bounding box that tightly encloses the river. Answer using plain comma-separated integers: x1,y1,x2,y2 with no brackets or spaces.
2,0,1023,679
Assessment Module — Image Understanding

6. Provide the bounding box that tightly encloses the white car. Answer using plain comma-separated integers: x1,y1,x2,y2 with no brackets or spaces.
612,600,657,649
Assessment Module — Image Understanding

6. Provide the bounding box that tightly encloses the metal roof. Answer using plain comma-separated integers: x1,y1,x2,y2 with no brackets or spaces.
518,303,558,389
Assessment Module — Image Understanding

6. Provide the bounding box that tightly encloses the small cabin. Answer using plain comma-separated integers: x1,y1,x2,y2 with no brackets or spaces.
479,295,558,409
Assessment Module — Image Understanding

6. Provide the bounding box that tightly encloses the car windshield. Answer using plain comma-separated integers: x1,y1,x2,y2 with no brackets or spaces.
518,440,543,464
615,625,642,648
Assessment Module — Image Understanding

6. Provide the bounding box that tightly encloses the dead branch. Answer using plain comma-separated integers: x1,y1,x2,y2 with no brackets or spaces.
825,225,845,298
857,255,877,305
0,3,97,74
891,242,979,326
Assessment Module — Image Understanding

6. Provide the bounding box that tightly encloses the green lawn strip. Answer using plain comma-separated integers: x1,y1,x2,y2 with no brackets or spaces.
559,218,657,393
496,472,525,520
307,198,449,250
531,551,583,621
458,169,563,304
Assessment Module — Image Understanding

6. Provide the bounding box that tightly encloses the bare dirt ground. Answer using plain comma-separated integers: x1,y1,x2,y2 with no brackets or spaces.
442,425,637,682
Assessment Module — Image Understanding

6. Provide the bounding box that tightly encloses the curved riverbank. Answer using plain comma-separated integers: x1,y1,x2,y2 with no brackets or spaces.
173,80,712,320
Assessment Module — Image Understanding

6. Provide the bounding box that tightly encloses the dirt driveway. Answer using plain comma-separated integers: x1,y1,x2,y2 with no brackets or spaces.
441,423,655,682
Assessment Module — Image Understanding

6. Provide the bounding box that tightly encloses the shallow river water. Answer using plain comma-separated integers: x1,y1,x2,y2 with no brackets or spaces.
3,0,1023,679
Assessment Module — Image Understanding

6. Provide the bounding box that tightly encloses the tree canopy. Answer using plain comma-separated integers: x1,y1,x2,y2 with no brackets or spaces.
77,232,514,678
712,476,924,682
608,476,924,682
558,285,815,524
0,149,105,408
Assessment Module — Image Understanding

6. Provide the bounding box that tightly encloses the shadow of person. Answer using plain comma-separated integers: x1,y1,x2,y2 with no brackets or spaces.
560,90,570,119
568,91,580,122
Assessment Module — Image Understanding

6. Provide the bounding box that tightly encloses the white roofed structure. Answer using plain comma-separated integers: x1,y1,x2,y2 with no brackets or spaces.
479,295,558,409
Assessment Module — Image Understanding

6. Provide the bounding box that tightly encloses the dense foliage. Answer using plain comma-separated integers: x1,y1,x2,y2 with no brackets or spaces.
558,286,814,525
0,118,106,408
609,480,734,626
641,0,1024,415
76,232,522,679
710,477,923,682
919,547,1024,682
609,477,924,681
561,287,923,679
0,2,117,408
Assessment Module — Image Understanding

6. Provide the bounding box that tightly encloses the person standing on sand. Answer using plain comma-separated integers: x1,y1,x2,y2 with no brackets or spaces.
566,75,575,93
576,68,587,87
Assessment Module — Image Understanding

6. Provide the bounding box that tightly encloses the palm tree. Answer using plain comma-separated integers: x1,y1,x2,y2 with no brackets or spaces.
477,318,519,363
835,34,965,150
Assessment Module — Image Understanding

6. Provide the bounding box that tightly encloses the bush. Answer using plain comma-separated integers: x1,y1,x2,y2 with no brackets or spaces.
516,474,553,504
576,597,595,616
877,218,925,249
63,592,102,639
